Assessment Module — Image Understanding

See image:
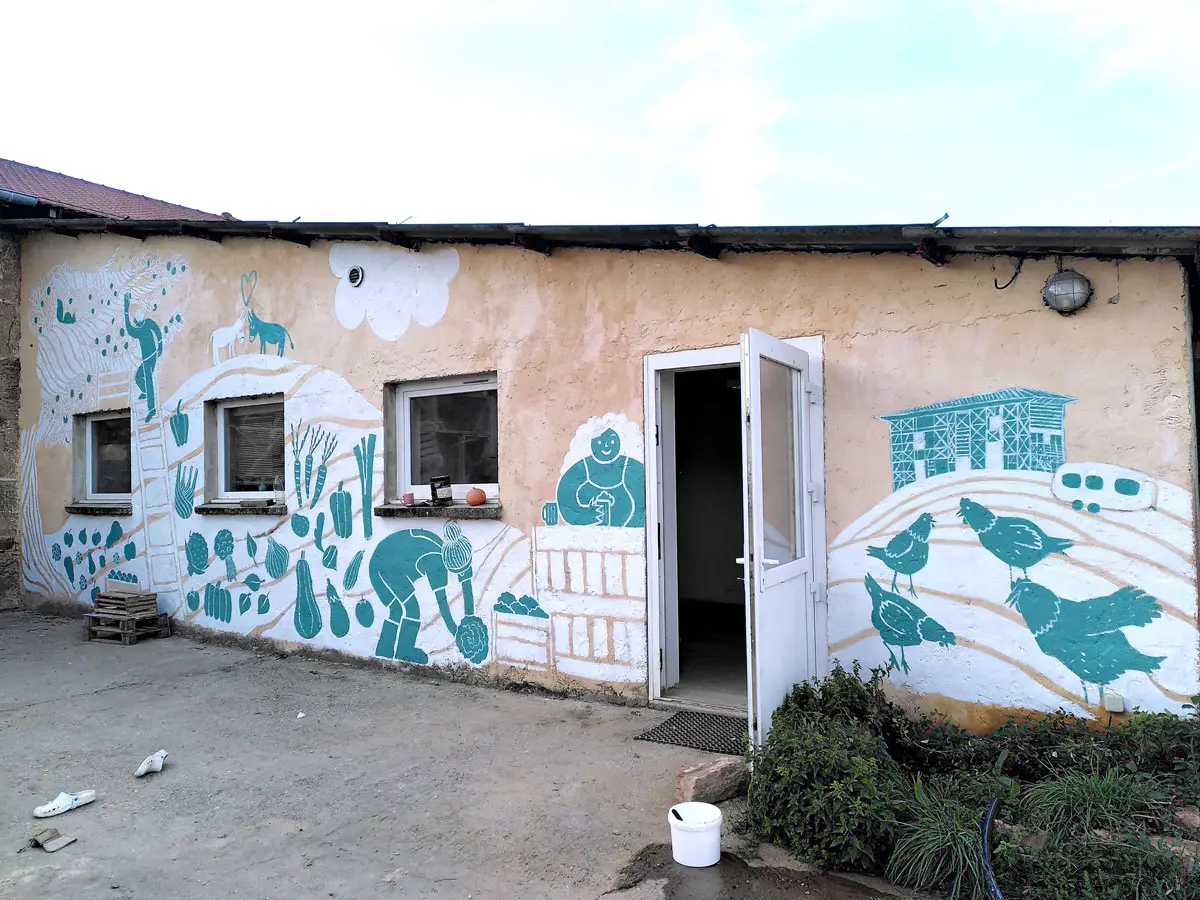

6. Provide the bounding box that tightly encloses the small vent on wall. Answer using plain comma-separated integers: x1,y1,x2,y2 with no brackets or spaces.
348,265,365,288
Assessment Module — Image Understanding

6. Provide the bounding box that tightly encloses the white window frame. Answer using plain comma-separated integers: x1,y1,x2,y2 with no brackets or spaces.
213,395,286,501
81,409,133,502
395,374,499,502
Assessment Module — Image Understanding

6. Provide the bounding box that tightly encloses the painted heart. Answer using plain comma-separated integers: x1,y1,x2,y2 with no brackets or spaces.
240,270,258,305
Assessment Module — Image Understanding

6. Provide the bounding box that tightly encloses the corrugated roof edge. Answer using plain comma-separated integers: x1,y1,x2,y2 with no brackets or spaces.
3,219,1200,258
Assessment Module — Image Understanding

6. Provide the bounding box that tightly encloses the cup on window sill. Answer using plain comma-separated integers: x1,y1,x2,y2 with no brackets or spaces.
401,492,415,506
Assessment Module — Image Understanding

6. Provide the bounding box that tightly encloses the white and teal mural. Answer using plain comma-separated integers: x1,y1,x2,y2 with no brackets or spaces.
832,387,1199,718
20,249,649,692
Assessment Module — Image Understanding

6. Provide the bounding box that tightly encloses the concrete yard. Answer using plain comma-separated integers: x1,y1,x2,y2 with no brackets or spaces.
0,611,885,899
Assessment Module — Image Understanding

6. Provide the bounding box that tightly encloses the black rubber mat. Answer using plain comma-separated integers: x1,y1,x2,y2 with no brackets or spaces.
634,710,749,756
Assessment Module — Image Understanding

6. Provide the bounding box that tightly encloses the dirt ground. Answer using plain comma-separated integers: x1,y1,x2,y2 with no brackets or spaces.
0,611,888,899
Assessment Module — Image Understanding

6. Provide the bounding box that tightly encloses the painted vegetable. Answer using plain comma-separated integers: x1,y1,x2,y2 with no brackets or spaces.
257,593,270,615
329,482,353,538
214,529,236,581
123,541,136,562
52,543,61,561
293,551,322,639
328,580,350,638
104,520,123,549
186,590,200,611
355,596,374,628
313,513,338,570
245,532,258,564
290,420,307,506
238,592,252,615
342,550,364,591
78,528,86,545
169,400,190,447
185,532,210,576
310,430,337,508
353,433,377,539
455,615,490,664
91,530,101,546
175,465,199,519
87,552,96,575
265,537,289,580
291,513,310,537
64,557,74,583
244,573,263,592
64,531,73,548
203,581,232,624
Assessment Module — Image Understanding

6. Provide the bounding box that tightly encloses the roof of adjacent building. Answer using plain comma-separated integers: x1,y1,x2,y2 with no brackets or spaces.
880,388,1078,421
0,158,226,221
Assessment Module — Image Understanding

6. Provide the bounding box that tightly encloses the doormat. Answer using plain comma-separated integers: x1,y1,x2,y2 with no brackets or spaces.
634,711,749,756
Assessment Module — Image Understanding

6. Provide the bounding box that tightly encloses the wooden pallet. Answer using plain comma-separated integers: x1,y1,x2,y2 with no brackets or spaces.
84,612,171,646
93,592,160,619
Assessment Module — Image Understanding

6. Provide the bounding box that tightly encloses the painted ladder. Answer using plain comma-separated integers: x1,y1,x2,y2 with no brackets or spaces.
121,370,184,612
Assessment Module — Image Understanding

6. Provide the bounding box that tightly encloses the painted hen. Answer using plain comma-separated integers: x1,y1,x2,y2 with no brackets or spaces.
958,497,1072,581
866,512,934,597
864,573,956,674
1006,578,1165,705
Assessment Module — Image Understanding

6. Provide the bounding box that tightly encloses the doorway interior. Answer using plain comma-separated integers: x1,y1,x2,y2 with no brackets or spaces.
666,365,746,710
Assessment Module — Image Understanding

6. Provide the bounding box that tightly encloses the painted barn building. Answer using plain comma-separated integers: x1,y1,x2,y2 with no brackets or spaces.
2,175,1198,737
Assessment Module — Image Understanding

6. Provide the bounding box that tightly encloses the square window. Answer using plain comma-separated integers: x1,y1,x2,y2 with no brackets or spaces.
392,375,498,501
79,410,132,499
212,396,286,500
913,432,926,451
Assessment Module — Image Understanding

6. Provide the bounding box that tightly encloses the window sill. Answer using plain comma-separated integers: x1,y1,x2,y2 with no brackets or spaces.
65,502,134,517
374,502,503,520
195,502,289,516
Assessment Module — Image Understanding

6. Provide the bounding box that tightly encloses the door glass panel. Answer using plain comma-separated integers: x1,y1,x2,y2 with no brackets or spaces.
759,357,802,563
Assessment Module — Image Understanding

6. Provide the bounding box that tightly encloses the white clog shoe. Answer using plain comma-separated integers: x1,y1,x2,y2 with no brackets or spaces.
32,790,96,818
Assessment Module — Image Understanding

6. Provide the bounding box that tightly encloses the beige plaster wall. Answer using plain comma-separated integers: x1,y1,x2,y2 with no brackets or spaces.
16,233,1198,723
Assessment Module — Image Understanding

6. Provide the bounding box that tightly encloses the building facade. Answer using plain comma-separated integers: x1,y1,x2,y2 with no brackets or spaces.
10,222,1200,732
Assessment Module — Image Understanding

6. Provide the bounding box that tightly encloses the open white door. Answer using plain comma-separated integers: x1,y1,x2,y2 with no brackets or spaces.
740,328,819,745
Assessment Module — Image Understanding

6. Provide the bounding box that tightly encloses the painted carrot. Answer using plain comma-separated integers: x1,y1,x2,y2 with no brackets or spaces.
289,419,308,505
310,431,338,508
303,424,319,500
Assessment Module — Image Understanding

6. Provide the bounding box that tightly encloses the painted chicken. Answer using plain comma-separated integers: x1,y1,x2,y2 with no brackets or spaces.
866,512,934,597
958,497,1073,581
1006,578,1165,705
864,573,956,674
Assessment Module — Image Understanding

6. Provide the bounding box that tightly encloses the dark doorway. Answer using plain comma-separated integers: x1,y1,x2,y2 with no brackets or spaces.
666,365,747,709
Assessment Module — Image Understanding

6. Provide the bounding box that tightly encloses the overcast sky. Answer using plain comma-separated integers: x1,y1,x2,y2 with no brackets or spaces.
6,1,1199,226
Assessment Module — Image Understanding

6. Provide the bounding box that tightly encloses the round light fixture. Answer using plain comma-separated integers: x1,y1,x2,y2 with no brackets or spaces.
1042,269,1092,315
348,265,365,288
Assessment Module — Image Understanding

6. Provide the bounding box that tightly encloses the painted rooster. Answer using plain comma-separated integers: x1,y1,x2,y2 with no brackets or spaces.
864,573,956,674
866,512,934,597
957,498,1073,581
1006,578,1165,705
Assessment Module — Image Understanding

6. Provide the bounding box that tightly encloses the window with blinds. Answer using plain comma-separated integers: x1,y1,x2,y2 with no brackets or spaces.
221,400,285,494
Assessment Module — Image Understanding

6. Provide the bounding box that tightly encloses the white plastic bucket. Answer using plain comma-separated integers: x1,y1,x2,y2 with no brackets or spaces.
667,802,722,867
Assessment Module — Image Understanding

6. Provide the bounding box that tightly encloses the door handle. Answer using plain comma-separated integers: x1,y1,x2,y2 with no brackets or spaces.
763,558,780,566
735,557,746,564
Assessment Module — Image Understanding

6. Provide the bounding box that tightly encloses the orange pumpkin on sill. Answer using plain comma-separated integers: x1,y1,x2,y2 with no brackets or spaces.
466,487,487,507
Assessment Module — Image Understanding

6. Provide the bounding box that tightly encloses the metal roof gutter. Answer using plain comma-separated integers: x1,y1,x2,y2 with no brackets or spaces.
2,217,1200,259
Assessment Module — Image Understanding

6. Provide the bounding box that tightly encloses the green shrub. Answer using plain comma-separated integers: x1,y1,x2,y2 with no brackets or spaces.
1105,710,1200,803
746,705,902,873
992,833,1199,900
886,777,990,900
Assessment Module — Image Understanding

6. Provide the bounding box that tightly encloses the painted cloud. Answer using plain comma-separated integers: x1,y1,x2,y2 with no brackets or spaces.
329,243,459,341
